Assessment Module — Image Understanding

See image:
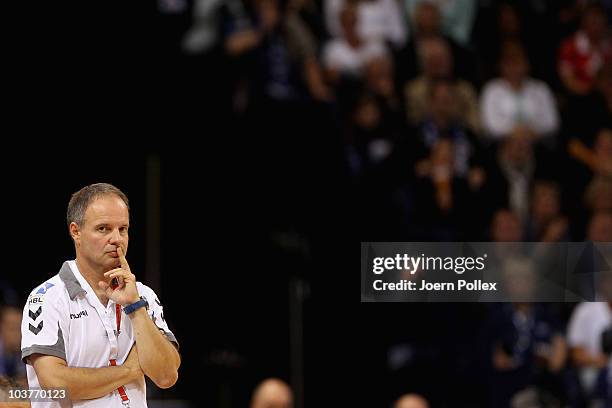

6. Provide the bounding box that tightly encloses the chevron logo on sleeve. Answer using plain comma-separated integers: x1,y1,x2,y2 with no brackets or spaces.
29,321,43,335
29,306,42,321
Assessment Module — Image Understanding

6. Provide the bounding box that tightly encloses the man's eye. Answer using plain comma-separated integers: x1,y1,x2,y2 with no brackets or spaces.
97,226,107,232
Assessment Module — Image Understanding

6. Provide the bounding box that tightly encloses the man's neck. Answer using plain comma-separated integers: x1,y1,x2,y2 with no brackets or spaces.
75,257,110,307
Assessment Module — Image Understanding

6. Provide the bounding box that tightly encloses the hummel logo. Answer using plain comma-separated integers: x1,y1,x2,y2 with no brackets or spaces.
29,321,43,335
70,310,89,319
29,306,42,321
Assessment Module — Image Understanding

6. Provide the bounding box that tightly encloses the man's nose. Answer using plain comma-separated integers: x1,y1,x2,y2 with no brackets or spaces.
109,229,123,244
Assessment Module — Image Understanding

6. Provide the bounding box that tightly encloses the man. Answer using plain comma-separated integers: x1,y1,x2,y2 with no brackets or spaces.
393,393,429,408
20,183,180,407
250,378,293,408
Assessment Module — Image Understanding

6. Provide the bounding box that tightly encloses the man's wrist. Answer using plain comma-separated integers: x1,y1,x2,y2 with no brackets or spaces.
127,307,148,320
124,296,148,314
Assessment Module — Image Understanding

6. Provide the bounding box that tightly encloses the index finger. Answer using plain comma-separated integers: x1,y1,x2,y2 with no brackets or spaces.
117,246,129,270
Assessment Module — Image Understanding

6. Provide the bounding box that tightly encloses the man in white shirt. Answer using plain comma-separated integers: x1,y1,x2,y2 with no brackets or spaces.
322,3,389,81
567,287,612,404
21,183,180,407
480,42,559,140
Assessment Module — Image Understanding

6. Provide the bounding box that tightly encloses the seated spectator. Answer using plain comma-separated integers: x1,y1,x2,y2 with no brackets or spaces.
394,392,430,408
322,4,389,83
412,139,476,240
225,0,331,104
413,79,484,189
345,91,399,179
482,128,536,224
486,299,567,408
396,1,478,86
558,3,612,96
480,41,559,142
567,298,612,405
364,55,403,120
405,0,477,47
250,378,293,408
0,305,26,386
473,1,525,82
404,36,479,133
324,0,407,48
563,62,612,149
525,180,570,242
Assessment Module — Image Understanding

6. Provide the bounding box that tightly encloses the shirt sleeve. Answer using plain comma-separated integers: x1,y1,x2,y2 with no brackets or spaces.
21,286,67,364
139,284,179,349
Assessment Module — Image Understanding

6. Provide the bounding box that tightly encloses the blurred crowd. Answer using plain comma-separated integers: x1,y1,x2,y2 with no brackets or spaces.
180,0,612,240
176,0,612,406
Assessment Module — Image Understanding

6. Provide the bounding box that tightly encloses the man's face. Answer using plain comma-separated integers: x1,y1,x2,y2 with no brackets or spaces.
72,195,129,272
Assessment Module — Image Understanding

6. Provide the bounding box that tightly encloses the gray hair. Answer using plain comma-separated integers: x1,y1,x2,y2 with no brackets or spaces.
67,183,129,229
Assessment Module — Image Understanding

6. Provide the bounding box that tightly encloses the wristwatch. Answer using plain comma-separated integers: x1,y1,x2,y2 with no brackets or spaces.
124,296,149,315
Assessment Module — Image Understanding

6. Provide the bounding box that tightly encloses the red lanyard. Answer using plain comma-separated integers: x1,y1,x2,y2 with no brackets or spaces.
109,303,130,407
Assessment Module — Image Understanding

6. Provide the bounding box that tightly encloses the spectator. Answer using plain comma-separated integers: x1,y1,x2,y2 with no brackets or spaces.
396,1,478,86
345,91,398,179
525,180,570,242
404,36,480,133
250,378,293,408
482,128,536,223
567,297,612,405
322,3,389,83
393,392,429,408
364,55,403,119
324,0,407,48
486,300,567,408
558,3,612,96
405,0,477,47
0,306,26,386
473,1,526,82
412,139,476,240
480,41,559,142
227,0,331,104
413,79,484,189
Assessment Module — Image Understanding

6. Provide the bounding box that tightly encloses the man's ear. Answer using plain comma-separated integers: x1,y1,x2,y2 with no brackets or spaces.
69,222,81,246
